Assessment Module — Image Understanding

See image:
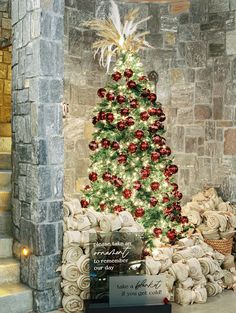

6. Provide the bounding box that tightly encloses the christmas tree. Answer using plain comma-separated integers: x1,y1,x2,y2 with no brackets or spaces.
81,1,189,247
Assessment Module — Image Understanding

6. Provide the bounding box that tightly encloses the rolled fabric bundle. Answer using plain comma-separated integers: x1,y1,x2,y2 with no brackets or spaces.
185,210,202,226
62,244,83,263
165,272,176,292
159,255,172,273
204,211,227,231
64,199,83,216
64,231,81,246
119,211,135,227
193,286,207,303
61,264,80,282
206,274,214,283
61,280,81,296
201,199,215,211
64,203,70,217
211,194,222,207
214,269,224,281
62,295,84,313
199,257,217,275
81,228,97,246
145,256,161,275
86,208,103,226
217,202,233,212
170,262,189,282
172,248,194,263
134,221,145,232
75,214,91,231
152,247,174,260
223,270,235,287
199,241,214,254
192,275,206,287
203,187,218,199
189,245,205,258
228,215,236,228
100,214,122,232
80,290,90,300
178,238,194,248
213,251,225,265
192,192,207,202
206,282,222,296
202,229,220,240
222,255,235,270
120,226,140,233
77,274,90,290
77,255,89,274
178,277,194,289
184,202,205,213
220,229,235,239
65,216,78,230
175,288,196,305
186,258,202,280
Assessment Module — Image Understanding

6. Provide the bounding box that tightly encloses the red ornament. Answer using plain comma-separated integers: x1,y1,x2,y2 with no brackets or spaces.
149,124,158,133
89,140,98,151
134,207,145,218
148,107,158,116
101,138,110,148
169,164,178,174
165,146,171,156
106,112,114,123
106,91,115,101
120,108,129,116
140,141,149,151
117,121,126,131
130,99,139,108
141,88,150,98
164,207,173,216
123,189,132,199
150,182,160,191
173,203,181,211
92,116,98,125
156,108,163,116
139,75,147,81
117,94,126,104
159,114,166,122
151,151,160,162
98,111,106,120
171,183,178,192
163,196,170,203
97,88,106,98
135,130,144,139
163,297,169,305
147,93,157,102
164,169,172,178
113,177,123,188
100,203,106,211
167,229,177,241
133,181,142,190
141,168,150,179
89,172,98,182
81,199,89,208
180,216,189,224
114,205,123,213
111,141,120,150
153,227,162,237
128,143,137,153
150,196,158,207
102,172,112,182
84,185,90,190
142,248,151,257
140,111,149,121
125,116,135,126
118,154,127,164
153,135,162,144
174,191,183,200
127,80,137,89
124,68,133,78
112,71,122,81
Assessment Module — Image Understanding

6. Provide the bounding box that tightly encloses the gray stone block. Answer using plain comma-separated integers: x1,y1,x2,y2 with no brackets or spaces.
0,0,8,12
179,24,200,41
39,39,55,75
189,0,208,23
33,285,62,313
12,0,19,25
185,42,207,67
22,13,31,46
32,138,48,165
19,0,27,20
38,166,52,200
50,79,63,103
209,0,230,13
51,166,64,199
41,11,52,39
52,16,63,40
230,0,236,10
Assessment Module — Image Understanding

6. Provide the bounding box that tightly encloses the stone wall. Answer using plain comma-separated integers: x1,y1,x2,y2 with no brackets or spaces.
64,0,236,203
0,0,11,123
11,0,64,312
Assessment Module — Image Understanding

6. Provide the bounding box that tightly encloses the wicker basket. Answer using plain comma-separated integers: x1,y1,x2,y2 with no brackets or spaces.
205,238,233,255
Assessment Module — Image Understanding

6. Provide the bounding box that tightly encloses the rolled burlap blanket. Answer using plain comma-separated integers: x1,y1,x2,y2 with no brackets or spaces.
77,255,89,274
80,290,90,300
61,280,81,296
119,211,135,227
64,231,81,246
223,270,235,287
217,202,233,212
198,257,217,275
62,244,83,263
192,275,206,287
178,238,194,248
183,209,202,226
193,286,207,303
100,213,122,232
177,277,194,289
192,191,207,202
189,245,205,258
172,247,194,263
165,272,176,292
203,188,218,199
175,288,196,305
86,208,103,226
186,258,203,280
66,216,78,230
170,262,189,282
213,251,225,265
77,274,90,290
206,282,222,296
145,256,161,275
202,229,220,240
153,247,174,259
61,263,80,282
204,211,227,231
80,228,97,246
62,295,84,313
75,214,91,231
220,229,235,239
214,269,224,280
64,199,83,216
222,255,235,270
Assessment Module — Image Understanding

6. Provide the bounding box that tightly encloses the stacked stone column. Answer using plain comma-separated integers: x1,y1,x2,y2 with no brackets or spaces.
11,0,64,311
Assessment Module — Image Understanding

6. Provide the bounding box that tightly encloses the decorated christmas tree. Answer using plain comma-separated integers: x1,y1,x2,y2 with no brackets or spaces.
81,1,189,248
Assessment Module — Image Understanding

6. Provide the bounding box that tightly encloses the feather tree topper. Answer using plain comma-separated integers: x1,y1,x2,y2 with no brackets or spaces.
84,0,152,72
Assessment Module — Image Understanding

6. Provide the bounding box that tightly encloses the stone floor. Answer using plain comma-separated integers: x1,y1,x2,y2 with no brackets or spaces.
49,290,236,313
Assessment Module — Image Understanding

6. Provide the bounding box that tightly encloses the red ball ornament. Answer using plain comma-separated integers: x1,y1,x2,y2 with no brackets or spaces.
97,88,106,98
135,130,144,139
113,177,123,188
89,140,98,151
81,199,89,208
127,80,137,89
139,75,147,81
148,93,157,102
140,141,149,151
151,151,160,162
89,172,98,182
106,112,114,123
117,94,126,104
156,108,163,116
164,169,172,178
106,91,115,101
151,182,160,191
101,138,110,148
153,135,162,144
133,181,142,190
164,207,173,216
153,227,162,237
118,154,127,164
169,164,178,174
117,120,126,131
141,168,150,179
84,185,90,190
160,148,167,156
174,191,183,200
141,88,150,98
165,147,171,156
123,189,132,199
173,202,181,211
159,114,166,122
150,196,158,207
102,172,112,182
148,107,158,116
171,183,178,192
167,229,177,242
163,196,170,203
134,207,145,218
140,111,149,121
120,108,129,116
130,99,139,109
180,216,188,224
125,116,135,126
114,205,123,213
124,68,133,78
128,143,137,153
98,111,106,120
92,116,98,125
149,124,159,133
112,71,122,81
111,141,120,150
100,203,106,211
